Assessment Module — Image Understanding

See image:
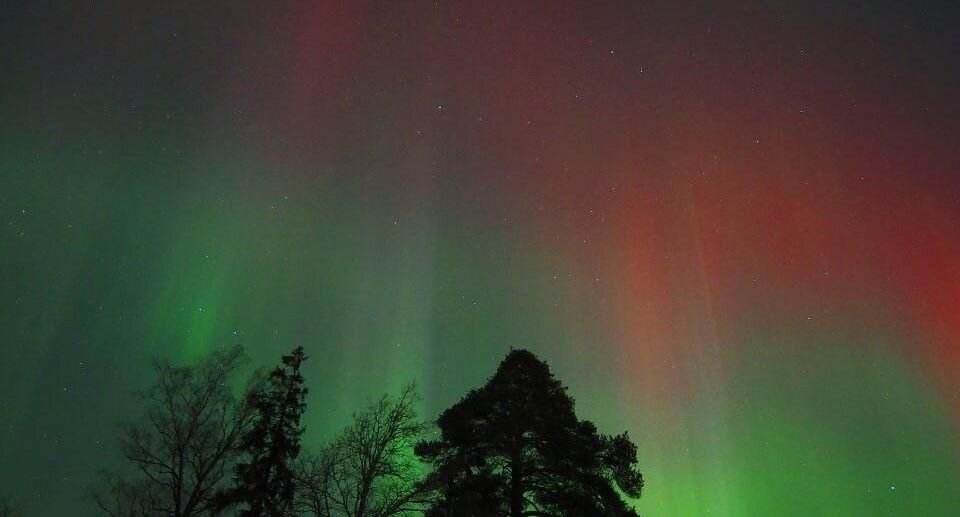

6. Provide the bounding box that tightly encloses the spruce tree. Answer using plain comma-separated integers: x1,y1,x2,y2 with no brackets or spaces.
232,346,309,516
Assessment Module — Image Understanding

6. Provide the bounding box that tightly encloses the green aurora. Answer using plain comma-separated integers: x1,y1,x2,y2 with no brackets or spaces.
2,1,960,515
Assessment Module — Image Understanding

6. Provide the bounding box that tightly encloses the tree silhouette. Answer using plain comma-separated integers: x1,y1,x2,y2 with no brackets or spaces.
415,349,643,517
296,383,429,517
293,450,337,517
94,345,257,517
229,346,309,516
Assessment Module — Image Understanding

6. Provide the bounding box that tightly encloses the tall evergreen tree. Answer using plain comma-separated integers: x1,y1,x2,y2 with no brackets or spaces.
416,349,643,517
231,346,309,516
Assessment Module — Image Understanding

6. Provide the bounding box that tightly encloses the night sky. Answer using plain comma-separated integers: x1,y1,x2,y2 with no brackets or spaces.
2,1,960,515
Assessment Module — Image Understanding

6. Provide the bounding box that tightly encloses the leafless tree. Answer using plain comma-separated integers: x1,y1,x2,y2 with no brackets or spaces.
296,383,429,517
95,346,258,517
293,449,338,516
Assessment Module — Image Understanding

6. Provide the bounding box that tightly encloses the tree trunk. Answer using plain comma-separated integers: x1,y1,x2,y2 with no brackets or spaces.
510,447,523,517
356,472,371,517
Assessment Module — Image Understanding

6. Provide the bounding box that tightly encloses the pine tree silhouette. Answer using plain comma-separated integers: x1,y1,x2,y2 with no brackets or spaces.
416,349,643,517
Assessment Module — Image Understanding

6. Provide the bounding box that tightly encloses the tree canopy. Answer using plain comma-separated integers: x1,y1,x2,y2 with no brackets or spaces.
95,347,645,516
415,349,643,517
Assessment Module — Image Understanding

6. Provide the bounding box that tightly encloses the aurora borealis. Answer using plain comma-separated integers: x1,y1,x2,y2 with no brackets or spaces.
2,1,960,515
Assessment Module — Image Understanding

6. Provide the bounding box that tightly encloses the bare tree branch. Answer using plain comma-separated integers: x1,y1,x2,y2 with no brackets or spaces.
296,383,429,517
93,346,257,517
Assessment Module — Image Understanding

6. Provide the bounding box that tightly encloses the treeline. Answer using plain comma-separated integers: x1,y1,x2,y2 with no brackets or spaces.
92,346,644,517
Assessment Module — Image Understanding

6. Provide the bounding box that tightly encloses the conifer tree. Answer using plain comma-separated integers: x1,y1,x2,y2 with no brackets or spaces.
416,349,643,517
232,346,309,516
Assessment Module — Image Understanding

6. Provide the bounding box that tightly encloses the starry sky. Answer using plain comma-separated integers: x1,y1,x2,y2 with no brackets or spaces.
2,1,960,515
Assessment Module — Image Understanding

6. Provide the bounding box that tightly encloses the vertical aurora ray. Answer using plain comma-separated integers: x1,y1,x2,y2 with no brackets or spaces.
1,1,959,515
